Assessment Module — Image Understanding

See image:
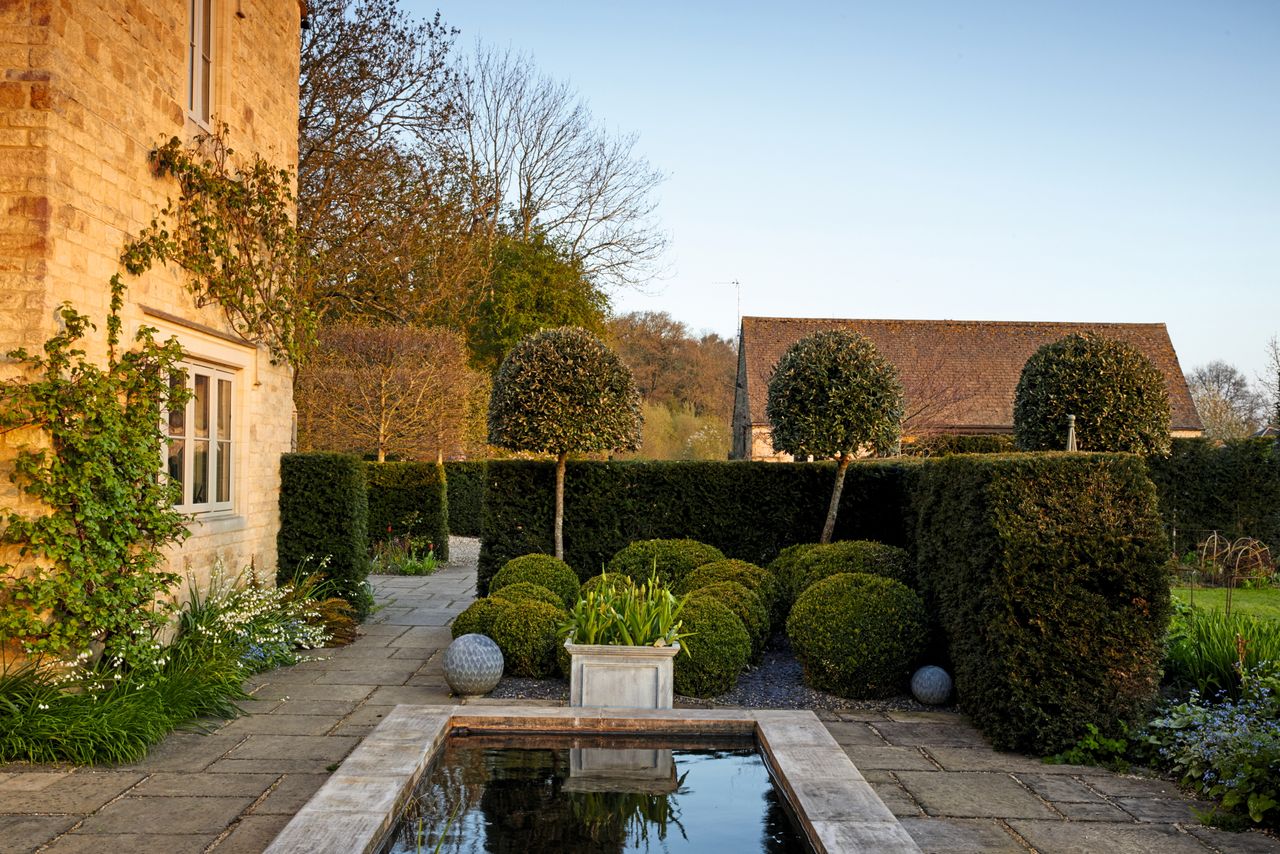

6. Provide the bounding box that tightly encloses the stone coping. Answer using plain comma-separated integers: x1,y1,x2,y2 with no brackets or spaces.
263,704,921,854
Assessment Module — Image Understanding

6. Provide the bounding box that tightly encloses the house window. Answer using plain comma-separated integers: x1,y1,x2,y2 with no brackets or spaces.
187,0,214,125
166,363,235,513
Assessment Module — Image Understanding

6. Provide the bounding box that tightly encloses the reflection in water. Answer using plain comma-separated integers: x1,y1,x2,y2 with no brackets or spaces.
384,735,811,854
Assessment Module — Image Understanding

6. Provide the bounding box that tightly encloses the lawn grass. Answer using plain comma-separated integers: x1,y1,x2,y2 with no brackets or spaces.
1172,585,1280,621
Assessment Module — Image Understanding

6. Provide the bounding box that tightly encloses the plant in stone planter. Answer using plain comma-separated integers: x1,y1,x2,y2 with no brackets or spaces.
559,576,691,709
561,575,689,648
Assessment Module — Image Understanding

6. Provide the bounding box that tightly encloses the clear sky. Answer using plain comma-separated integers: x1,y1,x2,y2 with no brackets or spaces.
412,1,1279,383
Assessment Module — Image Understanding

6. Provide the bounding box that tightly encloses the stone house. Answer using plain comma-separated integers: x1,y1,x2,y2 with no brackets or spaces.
0,1,302,592
732,317,1204,461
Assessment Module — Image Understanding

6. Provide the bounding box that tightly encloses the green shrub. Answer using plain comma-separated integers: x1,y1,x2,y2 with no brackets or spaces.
786,572,927,698
366,461,449,562
914,452,1170,754
673,595,750,698
606,539,726,588
1163,602,1280,698
678,559,781,629
489,554,580,608
768,543,822,614
1147,438,1280,554
694,582,768,661
794,540,914,591
902,434,1016,456
491,582,566,611
1013,333,1170,454
451,598,504,639
444,460,487,537
278,453,372,618
477,458,919,593
490,599,564,677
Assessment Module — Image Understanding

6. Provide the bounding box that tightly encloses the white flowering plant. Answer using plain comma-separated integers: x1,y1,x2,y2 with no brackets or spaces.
180,562,331,674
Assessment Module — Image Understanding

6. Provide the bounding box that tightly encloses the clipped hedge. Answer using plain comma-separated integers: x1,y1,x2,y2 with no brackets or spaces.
696,581,769,660
365,461,449,561
278,453,371,618
674,595,751,698
444,460,487,537
794,540,914,592
914,452,1170,754
1147,438,1280,553
489,599,563,678
490,582,566,611
678,559,781,629
768,543,822,614
489,554,580,608
478,459,919,592
607,539,725,589
787,572,927,698
451,598,504,639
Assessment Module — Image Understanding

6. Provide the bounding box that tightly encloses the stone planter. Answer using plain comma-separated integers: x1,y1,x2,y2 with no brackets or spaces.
565,641,680,709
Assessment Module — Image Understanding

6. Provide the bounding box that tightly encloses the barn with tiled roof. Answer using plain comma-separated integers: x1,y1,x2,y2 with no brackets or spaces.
731,317,1203,460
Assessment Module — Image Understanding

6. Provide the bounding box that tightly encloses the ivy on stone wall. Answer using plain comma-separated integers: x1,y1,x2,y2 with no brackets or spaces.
0,278,190,664
126,127,314,365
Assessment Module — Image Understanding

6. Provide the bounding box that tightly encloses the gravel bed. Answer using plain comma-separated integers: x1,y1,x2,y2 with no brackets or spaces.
446,535,480,567
490,634,953,713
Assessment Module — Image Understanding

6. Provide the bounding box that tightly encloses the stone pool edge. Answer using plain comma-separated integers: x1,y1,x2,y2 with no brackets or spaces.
262,704,921,854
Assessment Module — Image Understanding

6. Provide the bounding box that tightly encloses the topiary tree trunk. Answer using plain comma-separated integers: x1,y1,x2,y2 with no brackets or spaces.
554,450,568,559
821,453,852,543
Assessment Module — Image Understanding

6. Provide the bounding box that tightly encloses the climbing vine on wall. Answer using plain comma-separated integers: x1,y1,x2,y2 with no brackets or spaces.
127,127,314,365
0,279,190,664
0,130,307,665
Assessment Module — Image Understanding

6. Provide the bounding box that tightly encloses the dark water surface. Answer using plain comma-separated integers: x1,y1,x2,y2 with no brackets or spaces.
383,733,812,853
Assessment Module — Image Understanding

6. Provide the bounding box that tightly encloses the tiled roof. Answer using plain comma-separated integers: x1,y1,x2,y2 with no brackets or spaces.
739,317,1203,433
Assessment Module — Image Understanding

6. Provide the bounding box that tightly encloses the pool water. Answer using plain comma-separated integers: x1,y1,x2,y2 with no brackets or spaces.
383,733,812,853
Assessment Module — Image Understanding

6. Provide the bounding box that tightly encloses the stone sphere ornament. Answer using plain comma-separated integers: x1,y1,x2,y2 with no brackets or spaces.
443,634,504,696
910,665,953,705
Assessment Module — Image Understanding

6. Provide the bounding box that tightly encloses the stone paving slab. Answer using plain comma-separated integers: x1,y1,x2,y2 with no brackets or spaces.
0,816,77,854
0,771,144,812
77,795,255,835
1008,819,1215,853
898,817,1027,853
41,833,215,854
896,770,1060,819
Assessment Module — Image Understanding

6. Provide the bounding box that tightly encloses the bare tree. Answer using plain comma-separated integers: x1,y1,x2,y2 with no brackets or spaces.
298,1,478,327
296,324,484,462
897,351,978,440
1186,360,1265,440
1262,336,1280,435
453,46,668,291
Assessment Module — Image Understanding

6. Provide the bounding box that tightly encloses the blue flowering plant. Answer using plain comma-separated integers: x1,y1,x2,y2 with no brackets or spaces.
1143,662,1280,825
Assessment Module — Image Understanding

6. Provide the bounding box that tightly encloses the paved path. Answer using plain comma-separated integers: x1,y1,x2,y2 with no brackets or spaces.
2,537,1277,853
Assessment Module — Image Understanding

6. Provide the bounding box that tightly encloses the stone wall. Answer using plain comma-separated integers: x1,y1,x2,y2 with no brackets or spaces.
0,0,301,609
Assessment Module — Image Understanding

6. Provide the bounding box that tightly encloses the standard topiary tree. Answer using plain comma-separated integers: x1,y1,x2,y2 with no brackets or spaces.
1013,333,1171,454
488,327,642,559
766,330,903,543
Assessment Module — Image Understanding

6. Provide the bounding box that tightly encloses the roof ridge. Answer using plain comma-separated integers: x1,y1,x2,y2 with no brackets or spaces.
741,316,1169,328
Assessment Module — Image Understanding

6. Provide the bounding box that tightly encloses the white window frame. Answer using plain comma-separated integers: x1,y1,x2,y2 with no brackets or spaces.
187,0,214,127
166,361,236,515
